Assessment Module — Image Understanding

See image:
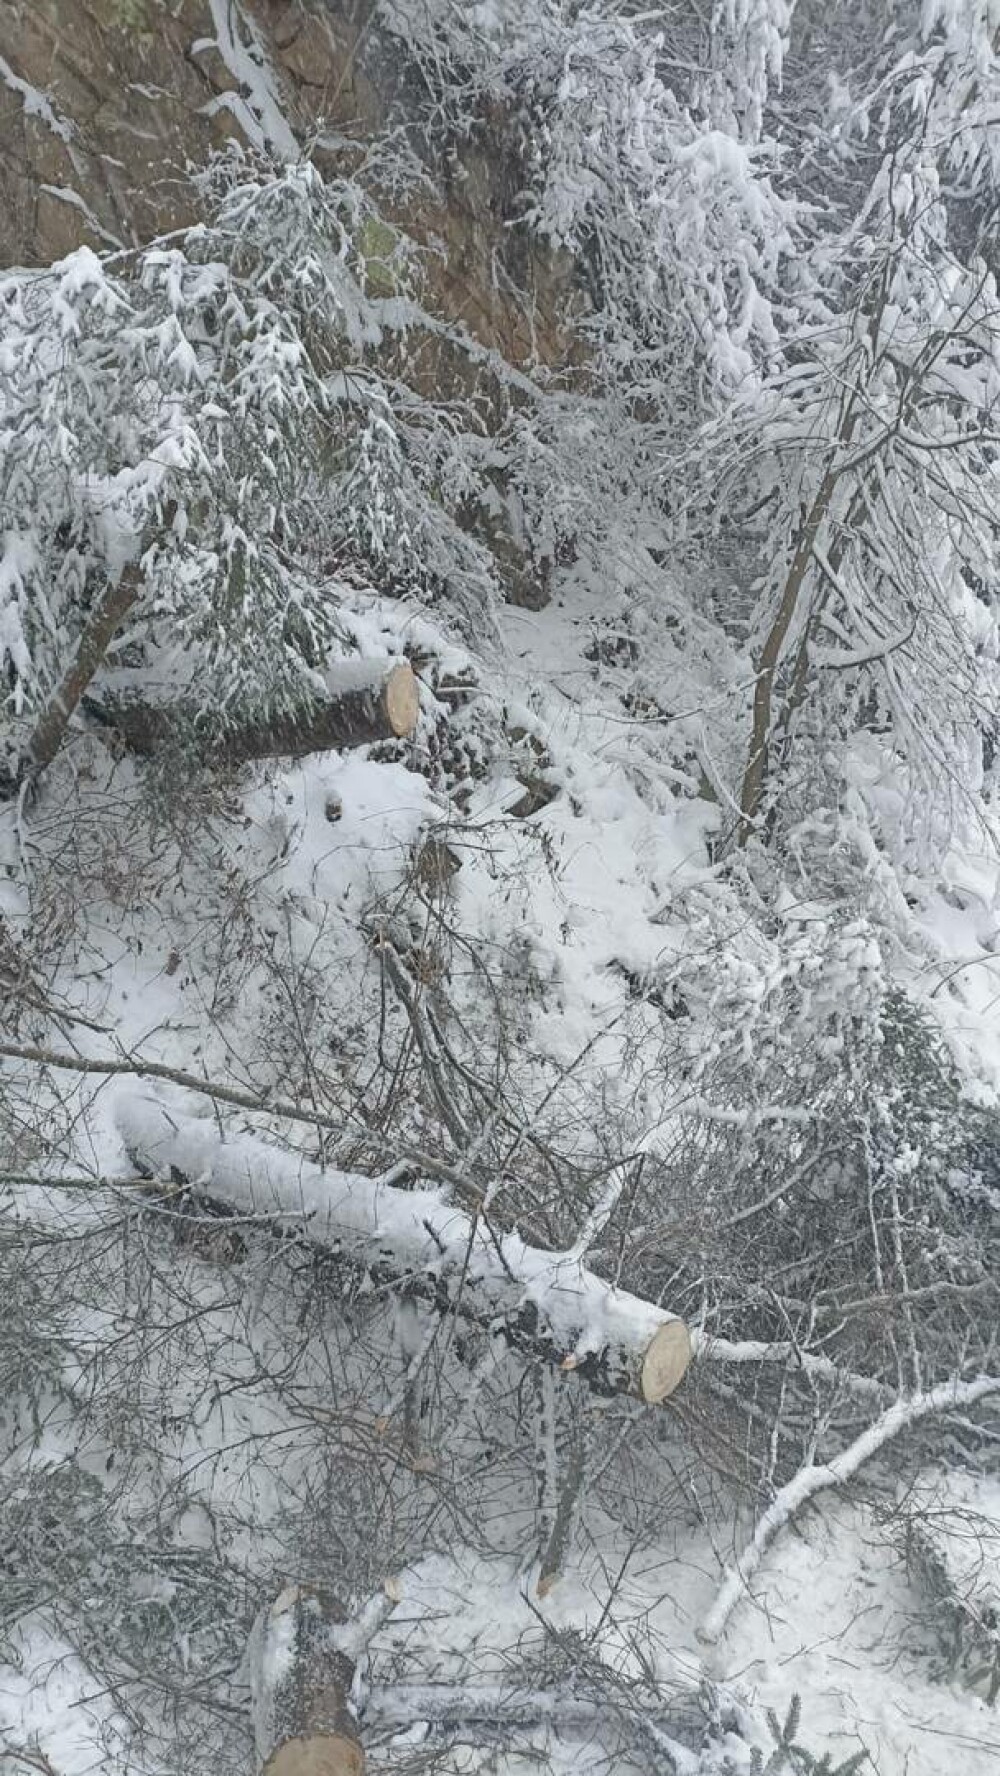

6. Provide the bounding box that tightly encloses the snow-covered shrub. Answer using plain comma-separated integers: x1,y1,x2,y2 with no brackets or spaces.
0,149,508,777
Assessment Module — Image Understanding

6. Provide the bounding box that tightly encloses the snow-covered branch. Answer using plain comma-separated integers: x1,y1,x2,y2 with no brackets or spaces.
699,1374,1000,1642
690,1334,888,1401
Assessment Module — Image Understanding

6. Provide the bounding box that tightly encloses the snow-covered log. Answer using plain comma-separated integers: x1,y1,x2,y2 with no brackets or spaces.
362,1682,690,1736
88,660,420,764
116,1097,692,1405
252,1584,397,1776
699,1373,1000,1643
362,1682,704,1766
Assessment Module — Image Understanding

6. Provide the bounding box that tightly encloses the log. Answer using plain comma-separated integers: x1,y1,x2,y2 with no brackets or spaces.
362,1682,692,1736
86,660,419,764
116,1096,692,1405
252,1587,367,1776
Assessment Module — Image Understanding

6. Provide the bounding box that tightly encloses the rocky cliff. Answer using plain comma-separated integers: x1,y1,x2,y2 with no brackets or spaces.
1,0,581,607
0,0,573,367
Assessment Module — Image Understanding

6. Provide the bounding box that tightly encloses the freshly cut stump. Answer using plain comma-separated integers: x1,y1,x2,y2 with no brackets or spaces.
377,661,420,739
264,1740,364,1776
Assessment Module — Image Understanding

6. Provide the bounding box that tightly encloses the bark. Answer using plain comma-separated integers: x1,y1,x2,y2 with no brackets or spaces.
88,660,419,764
15,507,176,789
116,1096,692,1406
252,1585,396,1776
698,1373,1000,1643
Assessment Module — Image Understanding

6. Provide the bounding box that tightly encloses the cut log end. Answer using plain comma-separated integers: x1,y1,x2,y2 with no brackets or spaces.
254,1585,367,1776
263,1736,365,1776
639,1319,692,1404
383,662,420,738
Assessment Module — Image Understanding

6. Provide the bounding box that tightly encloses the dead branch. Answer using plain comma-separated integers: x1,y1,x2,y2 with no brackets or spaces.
699,1372,1000,1642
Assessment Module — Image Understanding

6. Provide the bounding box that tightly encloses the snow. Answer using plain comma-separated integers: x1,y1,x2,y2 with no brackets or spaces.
700,1376,1000,1645
0,55,73,142
0,1630,130,1772
203,0,298,162
708,1496,1000,1776
4,566,998,1773
3,582,1000,1776
5,8,1000,1772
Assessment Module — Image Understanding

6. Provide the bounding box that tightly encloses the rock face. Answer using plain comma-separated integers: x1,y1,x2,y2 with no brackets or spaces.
0,0,580,604
0,0,574,356
0,0,358,262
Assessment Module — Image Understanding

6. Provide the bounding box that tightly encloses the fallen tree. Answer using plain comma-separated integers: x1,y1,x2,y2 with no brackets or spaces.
116,1095,692,1406
3,1045,903,1409
86,659,420,764
250,1585,711,1774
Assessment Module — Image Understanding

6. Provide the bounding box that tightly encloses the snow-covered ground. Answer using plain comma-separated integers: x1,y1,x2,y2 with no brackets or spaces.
3,583,1000,1775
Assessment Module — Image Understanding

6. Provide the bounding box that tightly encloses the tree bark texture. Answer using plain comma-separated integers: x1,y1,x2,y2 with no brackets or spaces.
117,1095,692,1406
88,660,419,764
253,1587,365,1776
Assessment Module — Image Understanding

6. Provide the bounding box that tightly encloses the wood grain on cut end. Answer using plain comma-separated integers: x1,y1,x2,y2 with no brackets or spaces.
254,1584,366,1776
263,1735,365,1776
383,662,420,737
639,1318,692,1403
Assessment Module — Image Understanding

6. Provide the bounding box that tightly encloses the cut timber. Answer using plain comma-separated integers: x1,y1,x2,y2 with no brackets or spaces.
640,1319,694,1405
117,1096,692,1405
253,1587,365,1776
87,660,419,764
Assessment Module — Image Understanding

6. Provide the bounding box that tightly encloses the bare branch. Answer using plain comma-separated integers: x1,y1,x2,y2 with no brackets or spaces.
699,1374,1000,1642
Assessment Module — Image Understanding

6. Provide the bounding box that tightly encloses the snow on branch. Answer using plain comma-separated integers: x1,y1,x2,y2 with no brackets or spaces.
699,1373,1000,1643
116,1097,692,1406
690,1334,889,1401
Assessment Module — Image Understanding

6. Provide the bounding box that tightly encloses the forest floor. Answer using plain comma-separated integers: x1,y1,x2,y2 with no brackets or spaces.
2,584,1000,1775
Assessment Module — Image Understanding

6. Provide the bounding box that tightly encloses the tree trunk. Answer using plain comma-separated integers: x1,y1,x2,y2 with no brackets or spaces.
735,462,839,847
88,660,419,764
116,1096,692,1406
252,1588,366,1776
15,506,177,790
536,1402,588,1597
